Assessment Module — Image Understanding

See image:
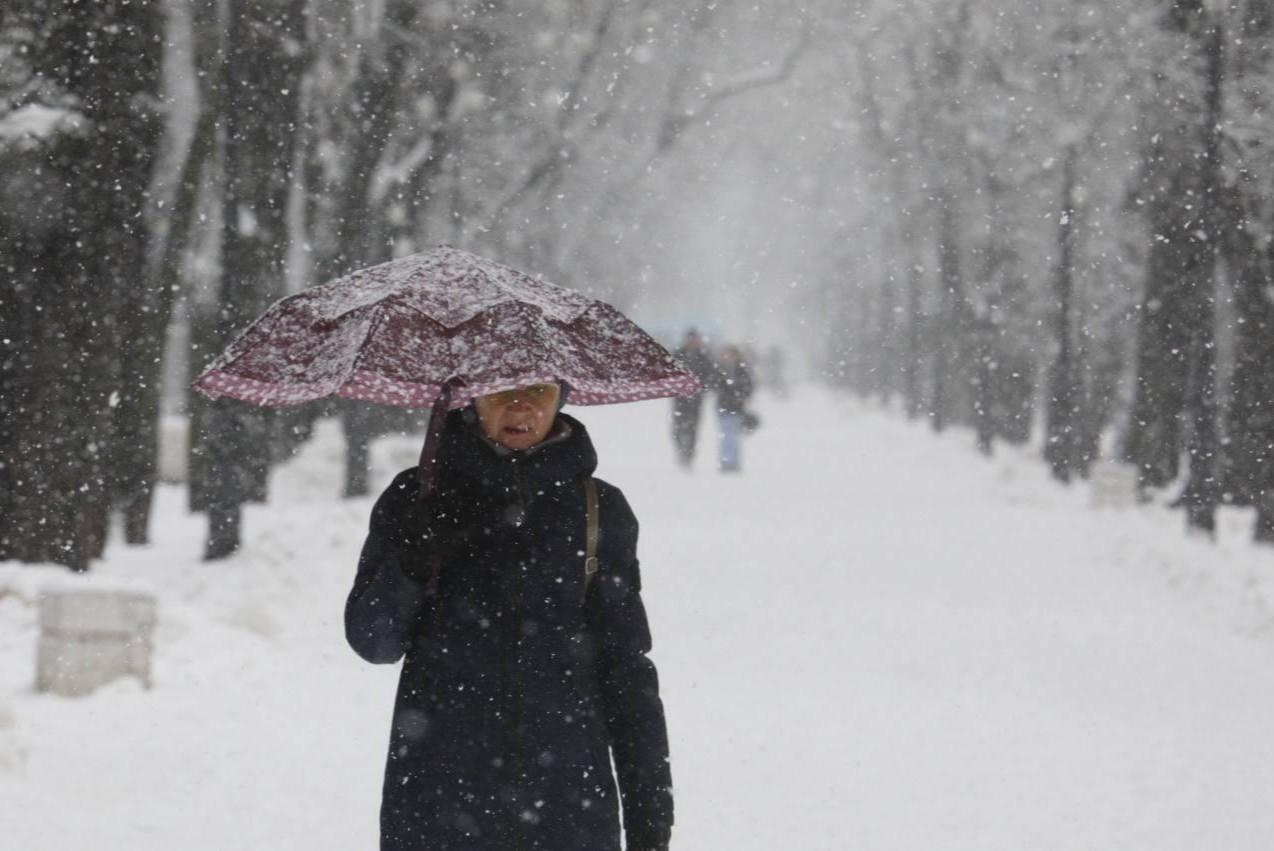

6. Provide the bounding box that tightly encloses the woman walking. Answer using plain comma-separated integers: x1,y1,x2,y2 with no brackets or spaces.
346,382,674,851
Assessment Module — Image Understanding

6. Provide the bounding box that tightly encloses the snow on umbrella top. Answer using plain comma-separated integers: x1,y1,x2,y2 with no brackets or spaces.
193,246,702,410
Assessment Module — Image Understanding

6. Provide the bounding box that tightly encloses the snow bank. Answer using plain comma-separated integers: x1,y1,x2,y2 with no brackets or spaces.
2,389,1273,849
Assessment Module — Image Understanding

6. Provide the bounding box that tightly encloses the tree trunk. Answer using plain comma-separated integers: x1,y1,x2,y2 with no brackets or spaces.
0,0,162,570
971,315,995,456
853,279,876,399
1123,224,1192,488
1228,8,1274,544
1045,144,1080,482
342,406,374,499
1223,211,1272,520
877,267,902,405
930,196,964,432
309,1,420,497
113,56,221,546
1179,21,1224,535
1123,2,1215,493
903,257,925,420
195,0,308,560
1257,491,1274,545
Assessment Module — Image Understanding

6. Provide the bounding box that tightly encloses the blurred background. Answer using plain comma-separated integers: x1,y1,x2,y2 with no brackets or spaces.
2,0,1273,565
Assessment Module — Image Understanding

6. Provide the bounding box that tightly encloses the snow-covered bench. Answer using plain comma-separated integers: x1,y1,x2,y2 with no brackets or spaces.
36,590,157,697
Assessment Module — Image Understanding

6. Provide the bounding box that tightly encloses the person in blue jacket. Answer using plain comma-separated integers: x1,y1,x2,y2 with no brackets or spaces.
345,381,673,851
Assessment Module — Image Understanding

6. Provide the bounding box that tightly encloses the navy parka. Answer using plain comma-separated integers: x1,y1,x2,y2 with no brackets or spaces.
346,411,673,850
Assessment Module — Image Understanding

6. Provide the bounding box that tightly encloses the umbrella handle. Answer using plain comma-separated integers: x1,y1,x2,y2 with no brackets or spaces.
417,383,453,499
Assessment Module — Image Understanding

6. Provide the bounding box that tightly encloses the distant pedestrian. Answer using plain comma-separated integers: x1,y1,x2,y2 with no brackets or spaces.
714,345,753,473
670,329,718,468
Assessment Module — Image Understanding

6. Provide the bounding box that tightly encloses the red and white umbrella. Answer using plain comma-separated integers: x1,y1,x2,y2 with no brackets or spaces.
194,246,701,492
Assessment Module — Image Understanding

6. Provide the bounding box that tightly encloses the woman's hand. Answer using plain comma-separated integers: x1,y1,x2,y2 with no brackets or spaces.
370,479,458,555
372,485,429,546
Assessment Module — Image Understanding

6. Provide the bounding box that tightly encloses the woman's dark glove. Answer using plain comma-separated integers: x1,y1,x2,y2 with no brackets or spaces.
371,478,437,550
368,476,460,584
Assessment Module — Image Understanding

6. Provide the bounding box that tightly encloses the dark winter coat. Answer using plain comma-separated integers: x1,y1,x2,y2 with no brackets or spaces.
346,411,673,851
715,362,753,416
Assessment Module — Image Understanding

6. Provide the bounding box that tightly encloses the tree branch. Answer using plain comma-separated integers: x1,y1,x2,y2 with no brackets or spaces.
652,22,811,159
476,0,627,230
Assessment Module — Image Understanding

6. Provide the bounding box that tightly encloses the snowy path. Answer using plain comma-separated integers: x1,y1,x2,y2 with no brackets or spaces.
3,387,1274,849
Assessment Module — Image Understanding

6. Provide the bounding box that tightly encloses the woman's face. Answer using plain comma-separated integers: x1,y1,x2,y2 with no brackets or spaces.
472,383,562,451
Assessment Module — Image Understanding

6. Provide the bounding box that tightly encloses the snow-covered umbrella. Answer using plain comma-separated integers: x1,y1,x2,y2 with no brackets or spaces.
193,246,701,493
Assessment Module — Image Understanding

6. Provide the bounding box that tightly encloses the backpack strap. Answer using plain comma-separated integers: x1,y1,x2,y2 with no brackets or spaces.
583,477,600,603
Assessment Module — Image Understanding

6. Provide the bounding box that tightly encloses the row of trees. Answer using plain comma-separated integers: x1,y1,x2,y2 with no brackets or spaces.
0,0,808,568
822,0,1274,542
1,1,164,568
6,0,1274,569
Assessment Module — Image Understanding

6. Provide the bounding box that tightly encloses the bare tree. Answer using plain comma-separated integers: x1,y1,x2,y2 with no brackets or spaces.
192,0,308,560
1125,1,1224,534
0,0,163,570
1222,0,1274,542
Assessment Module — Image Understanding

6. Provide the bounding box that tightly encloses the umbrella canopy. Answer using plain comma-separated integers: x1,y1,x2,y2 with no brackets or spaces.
193,246,701,495
193,246,700,410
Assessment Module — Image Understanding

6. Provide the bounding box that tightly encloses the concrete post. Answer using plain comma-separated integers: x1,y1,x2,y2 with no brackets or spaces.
36,590,157,697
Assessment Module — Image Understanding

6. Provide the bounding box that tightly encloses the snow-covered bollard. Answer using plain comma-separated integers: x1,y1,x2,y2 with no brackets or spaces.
1089,460,1139,509
36,590,157,697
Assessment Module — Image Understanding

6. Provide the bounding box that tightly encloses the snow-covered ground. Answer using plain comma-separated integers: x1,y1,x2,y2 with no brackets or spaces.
3,386,1274,849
